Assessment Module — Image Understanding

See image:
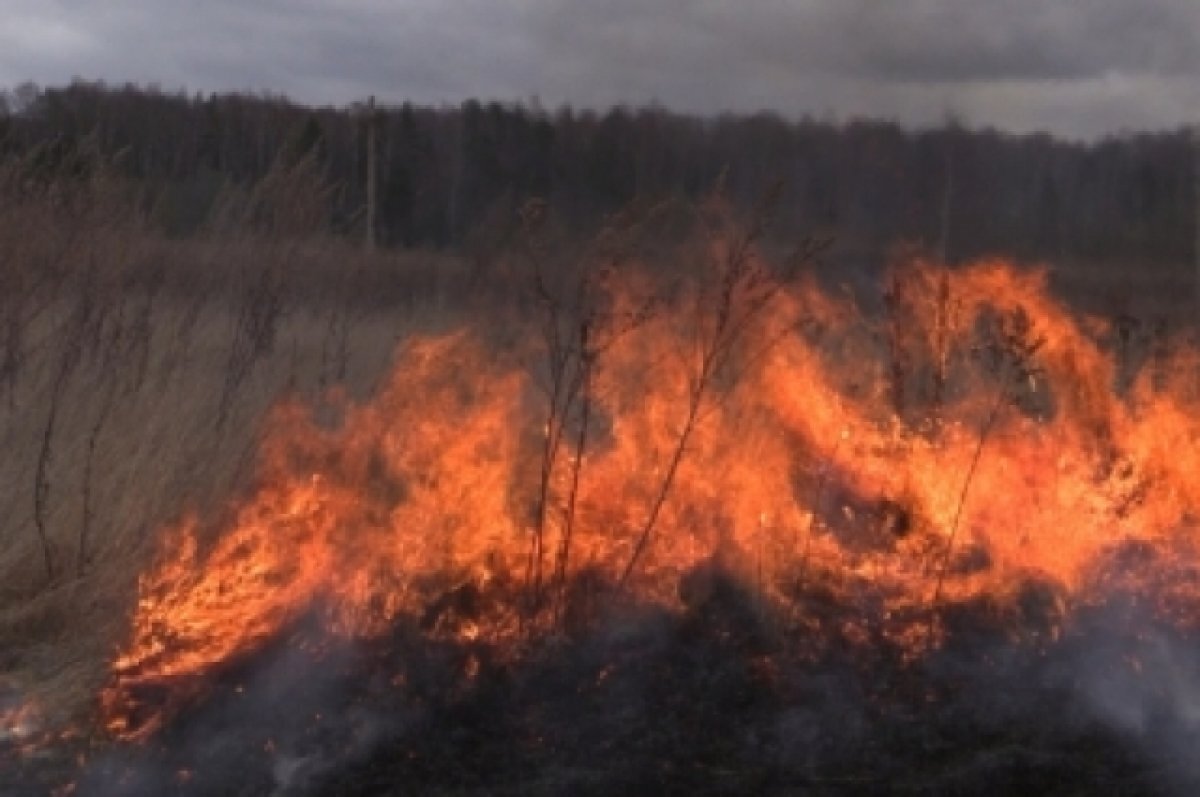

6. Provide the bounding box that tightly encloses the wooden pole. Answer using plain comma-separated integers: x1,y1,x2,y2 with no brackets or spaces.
366,95,378,253
1194,124,1199,313
939,111,961,265
939,153,954,264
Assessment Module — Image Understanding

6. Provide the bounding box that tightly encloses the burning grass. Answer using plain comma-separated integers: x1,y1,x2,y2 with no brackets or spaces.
3,173,1200,792
105,257,1200,671
78,235,1200,793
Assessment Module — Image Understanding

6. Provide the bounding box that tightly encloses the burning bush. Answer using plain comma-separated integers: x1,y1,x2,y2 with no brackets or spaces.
0,185,1195,793
68,204,1200,787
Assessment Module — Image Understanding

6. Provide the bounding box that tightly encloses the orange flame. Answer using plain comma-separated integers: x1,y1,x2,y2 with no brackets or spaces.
1,699,40,742
100,255,1200,739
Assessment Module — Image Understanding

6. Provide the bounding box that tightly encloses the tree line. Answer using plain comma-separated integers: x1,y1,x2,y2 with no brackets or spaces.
0,80,1193,265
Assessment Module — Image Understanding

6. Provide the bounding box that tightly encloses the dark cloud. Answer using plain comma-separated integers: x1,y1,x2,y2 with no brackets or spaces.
1,0,1197,138
826,1,1198,82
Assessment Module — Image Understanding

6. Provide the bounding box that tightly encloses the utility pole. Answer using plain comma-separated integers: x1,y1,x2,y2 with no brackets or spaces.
939,153,954,264
939,111,962,265
1194,124,1199,312
365,95,378,253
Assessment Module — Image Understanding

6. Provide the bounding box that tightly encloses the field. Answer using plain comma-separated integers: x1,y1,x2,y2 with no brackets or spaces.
2,160,1200,796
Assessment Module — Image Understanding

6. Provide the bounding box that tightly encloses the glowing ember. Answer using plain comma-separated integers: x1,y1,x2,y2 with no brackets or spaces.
0,687,62,762
101,255,1200,739
1,699,41,745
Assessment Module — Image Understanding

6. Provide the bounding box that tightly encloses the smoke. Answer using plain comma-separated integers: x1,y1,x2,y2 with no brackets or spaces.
1070,609,1200,795
54,251,1200,794
77,615,411,796
60,562,1200,796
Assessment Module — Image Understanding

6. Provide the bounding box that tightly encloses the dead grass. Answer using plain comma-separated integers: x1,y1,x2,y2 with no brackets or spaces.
1048,256,1196,322
0,150,1191,742
0,156,478,725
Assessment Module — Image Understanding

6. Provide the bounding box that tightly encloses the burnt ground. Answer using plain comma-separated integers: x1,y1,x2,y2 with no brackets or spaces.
4,563,1199,797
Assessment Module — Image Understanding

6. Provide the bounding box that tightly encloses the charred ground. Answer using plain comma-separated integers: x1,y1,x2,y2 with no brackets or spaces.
12,559,1193,797
2,114,1200,796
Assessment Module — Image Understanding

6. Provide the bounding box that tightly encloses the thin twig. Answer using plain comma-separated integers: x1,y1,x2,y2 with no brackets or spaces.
930,382,1005,616
554,329,593,625
78,372,118,576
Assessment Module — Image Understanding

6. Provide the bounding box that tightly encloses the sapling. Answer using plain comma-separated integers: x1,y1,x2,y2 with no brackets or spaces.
929,307,1045,624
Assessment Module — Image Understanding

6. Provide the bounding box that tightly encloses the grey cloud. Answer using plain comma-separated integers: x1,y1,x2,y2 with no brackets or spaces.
528,0,1200,85
828,1,1199,82
0,0,1197,137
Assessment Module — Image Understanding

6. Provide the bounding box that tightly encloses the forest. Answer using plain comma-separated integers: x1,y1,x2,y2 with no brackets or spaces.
2,80,1200,795
1,79,1194,265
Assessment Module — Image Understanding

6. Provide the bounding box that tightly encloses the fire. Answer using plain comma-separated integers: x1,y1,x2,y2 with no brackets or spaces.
100,253,1200,739
0,688,65,760
1,698,41,746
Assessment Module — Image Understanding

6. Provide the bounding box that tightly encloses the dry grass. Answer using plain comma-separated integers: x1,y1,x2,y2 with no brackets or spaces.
0,149,1191,741
0,158,480,726
1048,256,1196,322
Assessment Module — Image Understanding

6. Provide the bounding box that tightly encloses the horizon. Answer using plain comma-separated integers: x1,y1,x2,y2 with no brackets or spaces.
2,1,1198,143
5,77,1195,146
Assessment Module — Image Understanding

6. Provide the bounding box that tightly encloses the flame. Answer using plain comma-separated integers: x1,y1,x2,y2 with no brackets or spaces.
1,699,41,744
100,255,1200,739
0,691,60,760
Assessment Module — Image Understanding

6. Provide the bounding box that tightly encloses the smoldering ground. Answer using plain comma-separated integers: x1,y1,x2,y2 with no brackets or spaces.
58,554,1200,797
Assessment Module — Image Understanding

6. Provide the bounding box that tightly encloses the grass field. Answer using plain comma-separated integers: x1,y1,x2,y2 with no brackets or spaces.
2,164,1199,795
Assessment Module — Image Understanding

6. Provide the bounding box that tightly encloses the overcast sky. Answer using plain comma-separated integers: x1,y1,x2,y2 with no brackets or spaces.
2,0,1198,140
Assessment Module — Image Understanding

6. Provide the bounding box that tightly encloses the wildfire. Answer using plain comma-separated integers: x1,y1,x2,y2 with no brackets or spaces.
0,688,68,761
100,254,1200,740
1,699,41,746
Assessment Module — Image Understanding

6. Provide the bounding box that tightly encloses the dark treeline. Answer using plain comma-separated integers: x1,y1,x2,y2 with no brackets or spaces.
0,80,1193,265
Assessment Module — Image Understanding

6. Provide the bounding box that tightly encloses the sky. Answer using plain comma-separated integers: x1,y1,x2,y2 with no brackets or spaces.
2,0,1198,140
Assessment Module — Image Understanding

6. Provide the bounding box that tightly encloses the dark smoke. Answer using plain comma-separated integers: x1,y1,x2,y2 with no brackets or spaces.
48,554,1200,797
